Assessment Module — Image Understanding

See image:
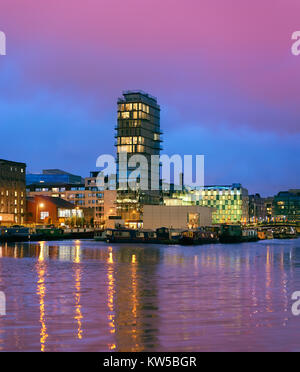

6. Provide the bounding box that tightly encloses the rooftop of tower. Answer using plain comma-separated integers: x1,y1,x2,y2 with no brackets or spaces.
118,90,160,108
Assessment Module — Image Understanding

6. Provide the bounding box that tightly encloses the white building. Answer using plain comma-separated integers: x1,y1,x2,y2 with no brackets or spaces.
143,205,214,230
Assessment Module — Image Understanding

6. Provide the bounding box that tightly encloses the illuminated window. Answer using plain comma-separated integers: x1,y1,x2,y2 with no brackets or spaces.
121,112,130,119
40,211,49,220
58,209,71,218
118,145,132,153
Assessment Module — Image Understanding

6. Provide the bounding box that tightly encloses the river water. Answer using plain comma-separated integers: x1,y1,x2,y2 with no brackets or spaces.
0,239,299,352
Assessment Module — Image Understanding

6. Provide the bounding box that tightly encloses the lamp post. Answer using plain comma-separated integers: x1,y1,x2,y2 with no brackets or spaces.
75,206,79,227
36,202,44,225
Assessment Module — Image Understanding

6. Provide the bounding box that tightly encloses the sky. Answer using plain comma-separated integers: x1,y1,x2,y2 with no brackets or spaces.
0,0,299,196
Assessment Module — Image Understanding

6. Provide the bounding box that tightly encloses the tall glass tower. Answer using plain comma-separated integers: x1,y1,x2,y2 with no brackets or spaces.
116,90,163,226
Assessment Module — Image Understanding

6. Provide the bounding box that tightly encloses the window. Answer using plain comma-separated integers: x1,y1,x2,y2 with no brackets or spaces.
58,209,71,218
40,211,49,220
118,145,132,153
121,112,130,119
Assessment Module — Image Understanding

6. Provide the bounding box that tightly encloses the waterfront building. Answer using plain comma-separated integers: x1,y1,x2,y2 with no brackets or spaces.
0,159,26,225
116,90,162,226
264,197,274,221
273,190,300,222
27,171,116,226
26,169,83,185
164,183,249,224
26,195,83,226
249,194,267,223
143,205,214,230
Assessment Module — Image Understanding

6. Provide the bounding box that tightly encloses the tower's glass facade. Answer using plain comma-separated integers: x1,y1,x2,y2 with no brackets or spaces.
116,91,162,225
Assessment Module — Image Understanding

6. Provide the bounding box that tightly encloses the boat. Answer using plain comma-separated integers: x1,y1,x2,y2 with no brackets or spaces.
28,226,64,241
0,226,30,242
241,228,258,242
273,226,298,239
257,230,266,240
94,227,181,244
219,225,243,243
265,229,274,239
179,229,219,245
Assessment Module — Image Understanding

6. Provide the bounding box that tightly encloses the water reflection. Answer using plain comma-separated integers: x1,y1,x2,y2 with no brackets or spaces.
36,242,48,352
74,244,83,340
0,239,299,351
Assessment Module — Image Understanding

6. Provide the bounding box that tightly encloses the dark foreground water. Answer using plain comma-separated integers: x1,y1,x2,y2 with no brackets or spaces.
0,239,299,352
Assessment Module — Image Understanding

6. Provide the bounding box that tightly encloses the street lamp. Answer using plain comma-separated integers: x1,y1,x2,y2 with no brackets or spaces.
75,206,79,227
36,202,45,225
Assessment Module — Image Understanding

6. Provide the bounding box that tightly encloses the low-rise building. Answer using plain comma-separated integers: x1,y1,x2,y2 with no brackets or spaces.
26,171,117,226
0,159,26,225
26,195,84,226
143,205,214,230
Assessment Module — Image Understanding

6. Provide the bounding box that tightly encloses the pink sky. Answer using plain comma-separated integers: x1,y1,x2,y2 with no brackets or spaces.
0,0,299,194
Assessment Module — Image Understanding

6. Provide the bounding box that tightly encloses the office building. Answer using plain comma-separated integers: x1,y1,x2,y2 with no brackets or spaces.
116,90,162,226
0,159,26,225
164,183,249,224
273,190,300,222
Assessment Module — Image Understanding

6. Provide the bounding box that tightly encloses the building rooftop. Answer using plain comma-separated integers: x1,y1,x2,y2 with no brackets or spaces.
42,169,75,175
0,159,26,167
118,90,160,108
27,195,76,209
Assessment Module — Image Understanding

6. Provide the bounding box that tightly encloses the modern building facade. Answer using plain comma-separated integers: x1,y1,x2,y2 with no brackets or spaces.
0,159,26,225
273,190,300,222
116,91,162,225
26,169,83,185
164,184,249,224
